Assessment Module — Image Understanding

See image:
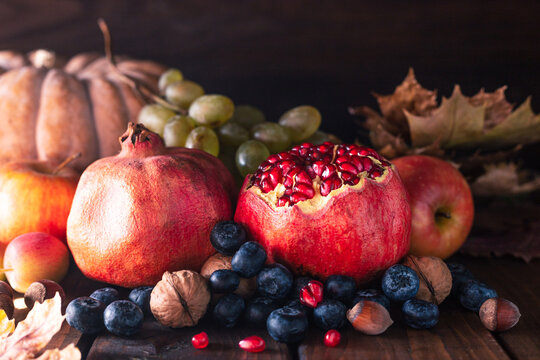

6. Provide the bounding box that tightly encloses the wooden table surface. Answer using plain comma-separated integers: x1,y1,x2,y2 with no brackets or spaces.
12,254,540,360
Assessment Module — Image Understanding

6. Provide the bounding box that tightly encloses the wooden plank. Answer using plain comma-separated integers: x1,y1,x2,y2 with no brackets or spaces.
86,317,291,360
459,255,540,360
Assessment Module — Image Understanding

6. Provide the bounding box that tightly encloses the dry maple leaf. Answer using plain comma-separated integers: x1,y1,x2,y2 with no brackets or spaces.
0,310,15,341
0,293,68,360
471,163,540,196
35,344,81,360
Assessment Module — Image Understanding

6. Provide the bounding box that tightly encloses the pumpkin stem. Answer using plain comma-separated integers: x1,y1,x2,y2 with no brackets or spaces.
52,152,81,175
97,19,186,114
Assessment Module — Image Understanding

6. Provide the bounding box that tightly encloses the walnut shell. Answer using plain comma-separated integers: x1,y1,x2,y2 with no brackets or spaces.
201,253,256,299
150,270,210,328
403,255,452,305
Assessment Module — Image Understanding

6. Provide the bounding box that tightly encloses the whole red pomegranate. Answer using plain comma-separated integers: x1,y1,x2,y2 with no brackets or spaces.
67,123,235,287
234,142,411,283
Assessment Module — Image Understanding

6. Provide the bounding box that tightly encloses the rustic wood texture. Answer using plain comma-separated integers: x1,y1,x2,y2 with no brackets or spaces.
0,0,538,141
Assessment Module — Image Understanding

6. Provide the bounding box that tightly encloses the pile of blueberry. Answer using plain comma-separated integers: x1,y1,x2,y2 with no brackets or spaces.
66,286,153,336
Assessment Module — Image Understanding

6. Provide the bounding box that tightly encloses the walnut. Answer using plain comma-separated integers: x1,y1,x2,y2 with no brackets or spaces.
201,253,256,299
403,255,452,305
150,270,210,328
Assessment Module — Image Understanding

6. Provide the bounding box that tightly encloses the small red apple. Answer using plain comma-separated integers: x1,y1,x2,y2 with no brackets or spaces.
392,155,474,259
3,232,70,293
0,157,79,251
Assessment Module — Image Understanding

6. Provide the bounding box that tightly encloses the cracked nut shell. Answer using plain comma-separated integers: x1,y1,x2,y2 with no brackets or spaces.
403,255,452,305
0,281,13,299
150,270,210,328
24,280,66,310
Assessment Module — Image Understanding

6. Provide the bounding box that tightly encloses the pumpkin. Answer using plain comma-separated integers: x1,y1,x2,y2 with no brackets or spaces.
0,50,167,170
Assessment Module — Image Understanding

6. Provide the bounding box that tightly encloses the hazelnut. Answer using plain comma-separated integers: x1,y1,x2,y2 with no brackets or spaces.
479,298,520,332
24,280,66,310
346,300,393,335
403,255,452,305
201,253,256,299
150,270,210,328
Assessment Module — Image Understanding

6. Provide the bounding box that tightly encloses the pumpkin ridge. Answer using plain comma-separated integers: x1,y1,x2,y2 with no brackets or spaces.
80,78,101,158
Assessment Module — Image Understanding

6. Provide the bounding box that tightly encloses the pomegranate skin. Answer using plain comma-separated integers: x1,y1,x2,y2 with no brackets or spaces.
234,164,411,284
67,123,234,287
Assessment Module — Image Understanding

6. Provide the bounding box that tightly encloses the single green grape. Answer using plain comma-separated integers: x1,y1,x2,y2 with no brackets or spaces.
158,68,184,94
163,115,196,147
278,105,322,142
218,122,250,147
236,140,271,177
229,105,266,130
302,130,331,145
189,94,235,128
219,145,245,185
185,126,220,156
137,104,176,136
165,80,205,109
251,122,292,153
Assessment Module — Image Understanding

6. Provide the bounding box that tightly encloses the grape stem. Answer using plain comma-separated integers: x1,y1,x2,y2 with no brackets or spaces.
97,18,186,114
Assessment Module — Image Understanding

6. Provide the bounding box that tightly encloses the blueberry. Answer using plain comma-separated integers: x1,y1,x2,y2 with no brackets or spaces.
447,262,475,297
90,288,120,306
209,269,240,293
290,276,313,300
286,299,313,318
313,299,347,330
128,286,153,316
66,297,105,334
353,289,391,311
231,241,267,278
213,293,245,327
210,221,247,255
324,275,357,305
243,297,280,328
402,299,439,329
267,306,309,343
382,264,419,302
257,263,293,300
459,279,498,312
104,300,144,337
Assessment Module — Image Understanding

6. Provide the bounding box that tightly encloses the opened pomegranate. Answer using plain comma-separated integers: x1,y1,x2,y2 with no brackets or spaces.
67,123,235,287
234,142,411,283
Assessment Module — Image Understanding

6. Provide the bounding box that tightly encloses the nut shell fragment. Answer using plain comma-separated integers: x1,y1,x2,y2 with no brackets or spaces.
403,255,452,304
201,253,256,299
347,300,393,335
24,280,66,310
150,270,210,328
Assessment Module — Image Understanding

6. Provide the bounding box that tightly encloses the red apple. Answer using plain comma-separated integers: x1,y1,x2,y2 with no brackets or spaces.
392,155,474,259
0,158,79,250
3,232,70,293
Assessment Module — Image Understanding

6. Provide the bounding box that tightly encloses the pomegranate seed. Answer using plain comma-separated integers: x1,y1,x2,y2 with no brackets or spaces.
300,287,319,308
239,335,265,353
317,144,332,153
336,147,346,156
311,151,323,160
305,165,317,179
321,164,336,179
294,183,315,198
299,147,310,157
370,168,383,178
291,145,301,153
301,142,314,148
259,160,271,170
320,179,332,196
268,167,283,187
279,160,295,174
291,192,309,203
312,161,325,176
338,162,358,175
360,157,374,172
295,171,312,185
322,141,334,146
284,187,293,196
331,177,343,191
340,171,355,182
192,331,209,349
277,196,291,207
345,177,361,186
260,178,274,193
335,156,349,164
324,330,341,347
266,154,280,164
299,280,324,308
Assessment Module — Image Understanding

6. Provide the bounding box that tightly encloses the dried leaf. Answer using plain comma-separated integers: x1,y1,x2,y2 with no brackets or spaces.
0,310,15,340
0,293,65,360
375,68,437,134
469,86,513,130
471,163,540,196
35,344,81,360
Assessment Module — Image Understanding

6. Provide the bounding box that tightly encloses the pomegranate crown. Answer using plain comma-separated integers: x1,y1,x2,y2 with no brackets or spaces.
249,142,391,207
118,122,165,156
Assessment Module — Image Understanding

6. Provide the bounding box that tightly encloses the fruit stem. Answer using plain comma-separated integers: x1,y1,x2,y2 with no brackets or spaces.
435,211,452,220
97,19,186,114
52,153,81,175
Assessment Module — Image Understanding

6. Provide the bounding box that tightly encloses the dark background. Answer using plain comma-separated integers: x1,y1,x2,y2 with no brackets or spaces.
1,0,539,142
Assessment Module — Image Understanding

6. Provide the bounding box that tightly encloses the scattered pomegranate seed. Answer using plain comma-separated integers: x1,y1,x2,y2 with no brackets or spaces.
300,280,324,308
239,335,265,352
192,331,209,349
324,329,341,347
